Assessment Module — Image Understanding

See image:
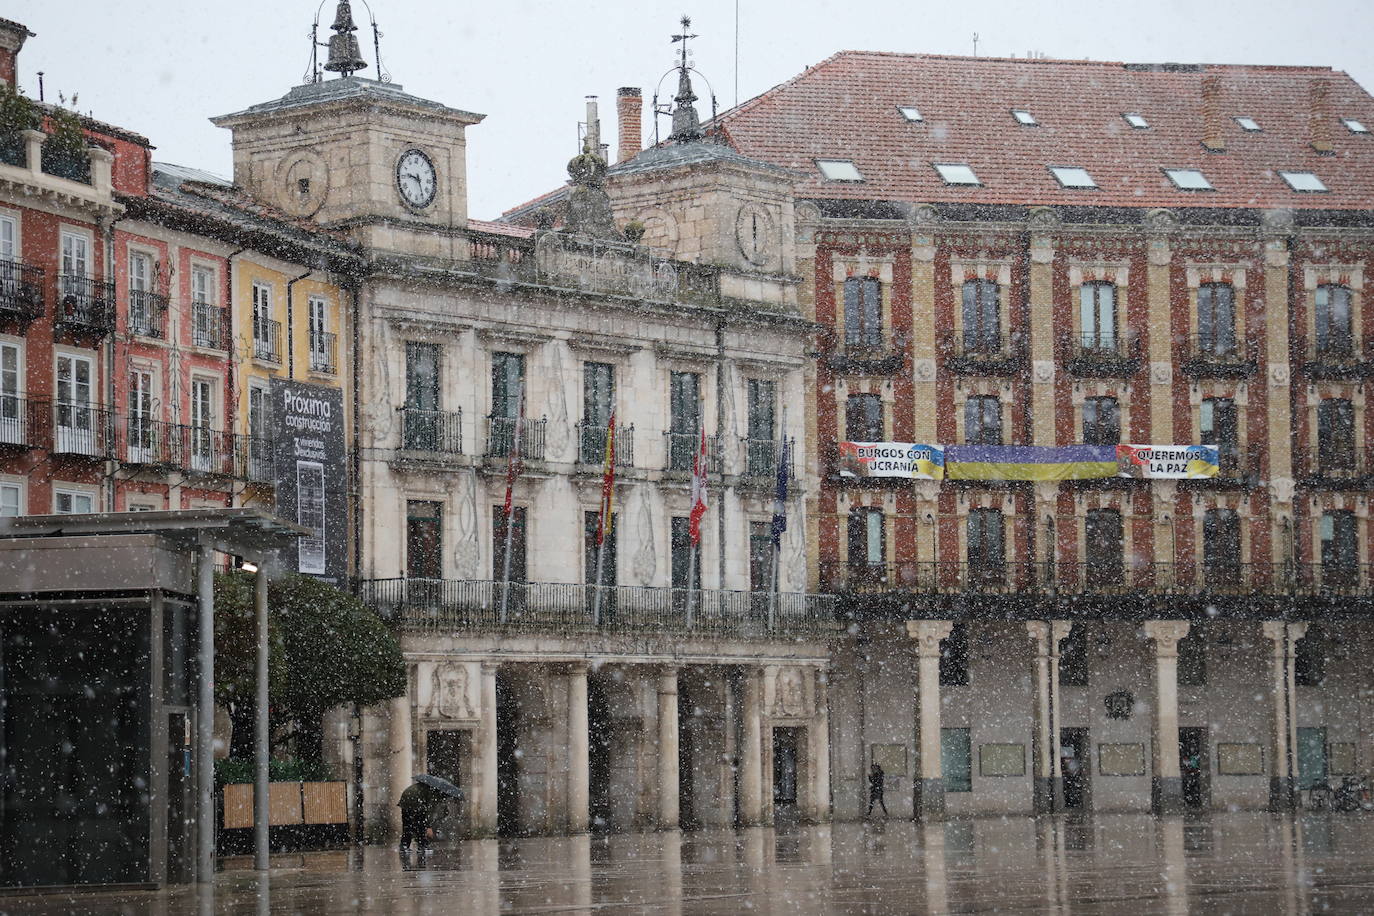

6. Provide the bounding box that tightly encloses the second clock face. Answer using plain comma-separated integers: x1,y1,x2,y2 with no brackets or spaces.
396,148,437,209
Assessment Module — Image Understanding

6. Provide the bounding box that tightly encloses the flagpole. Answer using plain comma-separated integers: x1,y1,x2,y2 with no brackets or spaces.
499,383,524,624
769,407,788,631
687,424,708,630
686,540,697,629
593,414,617,627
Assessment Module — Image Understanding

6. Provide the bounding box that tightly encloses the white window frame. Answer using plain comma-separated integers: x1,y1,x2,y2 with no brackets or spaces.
189,374,218,473
815,159,864,182
0,476,23,517
0,337,21,446
53,484,98,515
1342,118,1369,134
1234,116,1261,132
127,366,158,463
252,281,275,361
1279,170,1328,193
307,295,329,372
54,349,97,456
934,163,981,186
296,459,326,575
1123,113,1149,129
1050,166,1098,189
1012,108,1038,126
1164,168,1214,191
60,229,91,278
0,210,17,262
898,106,923,122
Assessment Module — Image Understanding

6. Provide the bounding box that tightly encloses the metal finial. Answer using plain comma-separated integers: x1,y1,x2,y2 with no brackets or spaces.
323,0,367,76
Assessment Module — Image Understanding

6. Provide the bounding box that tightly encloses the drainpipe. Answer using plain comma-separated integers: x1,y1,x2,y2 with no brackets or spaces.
224,248,245,506
350,282,362,591
715,315,727,590
286,269,313,380
103,212,126,512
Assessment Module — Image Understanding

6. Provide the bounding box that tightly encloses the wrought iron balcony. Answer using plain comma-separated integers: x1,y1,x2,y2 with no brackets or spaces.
235,433,275,482
56,275,115,336
0,259,45,322
1180,334,1258,378
943,332,1026,375
1062,334,1144,378
252,317,282,363
577,422,633,467
819,327,906,375
50,401,113,458
663,431,722,474
0,395,38,449
126,289,168,339
359,577,838,638
1296,333,1371,381
486,415,547,461
183,425,236,477
118,415,181,468
191,302,229,350
1292,563,1374,597
309,331,338,374
741,436,794,480
1300,447,1368,486
400,407,463,454
820,561,1044,595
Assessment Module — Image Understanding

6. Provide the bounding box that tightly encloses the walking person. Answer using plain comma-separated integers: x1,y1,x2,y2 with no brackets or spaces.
398,776,459,853
866,761,888,817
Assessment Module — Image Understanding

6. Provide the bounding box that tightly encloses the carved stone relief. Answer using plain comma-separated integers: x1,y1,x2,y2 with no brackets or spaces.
423,662,477,720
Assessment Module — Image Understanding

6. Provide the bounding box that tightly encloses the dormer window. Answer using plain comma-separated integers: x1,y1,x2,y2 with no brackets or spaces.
1164,168,1214,191
1342,118,1368,134
1279,170,1328,192
1012,109,1038,126
1049,166,1098,189
1123,113,1149,129
816,159,864,182
899,106,923,122
934,163,981,186
1234,116,1261,132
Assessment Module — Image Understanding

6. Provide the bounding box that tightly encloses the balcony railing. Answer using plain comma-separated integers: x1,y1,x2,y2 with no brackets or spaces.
309,331,338,375
236,433,275,482
819,328,906,375
0,259,45,322
191,302,229,350
821,561,1044,595
1298,334,1370,380
126,289,168,339
577,422,633,467
51,401,113,458
400,407,463,454
360,578,838,637
1062,334,1143,378
943,332,1026,375
1293,563,1374,596
119,415,180,467
183,425,236,477
253,318,282,364
664,431,723,474
486,415,547,461
56,275,115,336
1300,447,1367,484
1180,335,1258,378
741,436,794,480
0,395,37,448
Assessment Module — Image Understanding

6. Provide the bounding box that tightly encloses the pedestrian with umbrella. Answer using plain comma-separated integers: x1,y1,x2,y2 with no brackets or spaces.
398,773,463,852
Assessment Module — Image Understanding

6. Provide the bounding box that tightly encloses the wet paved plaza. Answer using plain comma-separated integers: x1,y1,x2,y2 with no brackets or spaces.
7,812,1374,914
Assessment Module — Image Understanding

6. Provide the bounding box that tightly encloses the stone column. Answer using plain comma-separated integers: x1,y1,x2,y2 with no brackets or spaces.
1145,620,1191,814
907,620,954,820
1027,621,1071,813
567,662,590,833
809,668,832,823
657,666,681,830
1263,621,1308,810
387,669,414,838
474,662,500,837
739,667,764,826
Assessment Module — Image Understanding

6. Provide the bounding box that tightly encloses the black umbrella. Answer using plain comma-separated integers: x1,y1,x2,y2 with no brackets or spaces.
414,773,464,799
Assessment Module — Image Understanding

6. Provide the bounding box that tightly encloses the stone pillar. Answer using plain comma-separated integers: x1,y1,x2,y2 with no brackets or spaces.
1027,621,1071,813
387,670,414,838
739,667,764,826
809,668,831,823
474,662,500,837
1145,620,1190,814
657,666,680,830
1263,621,1309,810
907,620,953,820
567,662,590,833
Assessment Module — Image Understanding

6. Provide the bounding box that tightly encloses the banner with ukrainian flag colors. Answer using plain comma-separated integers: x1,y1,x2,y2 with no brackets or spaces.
837,442,945,480
944,445,1119,481
1116,444,1219,479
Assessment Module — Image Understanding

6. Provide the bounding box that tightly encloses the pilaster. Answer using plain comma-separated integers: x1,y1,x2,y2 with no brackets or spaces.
906,619,953,820
1144,620,1191,814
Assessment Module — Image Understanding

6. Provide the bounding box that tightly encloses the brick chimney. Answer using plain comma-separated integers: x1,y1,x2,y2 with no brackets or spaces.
0,19,34,88
1201,73,1226,152
1309,78,1334,154
616,87,642,164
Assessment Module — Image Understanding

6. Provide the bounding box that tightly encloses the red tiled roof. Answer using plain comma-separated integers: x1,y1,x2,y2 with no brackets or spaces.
714,52,1374,210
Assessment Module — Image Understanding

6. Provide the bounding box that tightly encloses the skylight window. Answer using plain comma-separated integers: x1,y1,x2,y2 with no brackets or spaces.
1279,170,1328,192
1123,113,1149,129
1235,116,1261,132
1164,168,1214,191
1343,118,1369,134
934,163,981,185
899,106,923,122
1012,109,1038,126
816,159,864,182
1049,166,1098,189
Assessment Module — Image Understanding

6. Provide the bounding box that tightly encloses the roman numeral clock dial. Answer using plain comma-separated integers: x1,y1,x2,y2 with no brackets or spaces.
396,148,437,209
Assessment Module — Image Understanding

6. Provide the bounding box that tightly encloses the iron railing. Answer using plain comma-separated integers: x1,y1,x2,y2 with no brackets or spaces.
126,289,168,339
1180,335,1258,378
309,331,337,374
663,431,722,474
943,332,1026,374
1301,446,1367,483
191,302,229,350
577,422,633,467
0,259,44,322
236,433,275,482
1062,334,1144,378
183,425,236,476
0,395,37,448
50,401,113,457
119,415,180,467
360,577,838,637
1293,563,1374,596
253,317,282,363
486,415,546,461
819,328,906,375
56,275,115,335
400,407,463,454
741,436,794,479
1298,333,1370,380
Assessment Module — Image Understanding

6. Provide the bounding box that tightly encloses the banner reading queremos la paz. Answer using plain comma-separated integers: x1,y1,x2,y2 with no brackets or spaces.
837,442,945,479
1115,444,1219,479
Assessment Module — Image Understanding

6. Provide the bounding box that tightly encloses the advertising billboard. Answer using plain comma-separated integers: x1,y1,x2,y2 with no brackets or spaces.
271,379,347,583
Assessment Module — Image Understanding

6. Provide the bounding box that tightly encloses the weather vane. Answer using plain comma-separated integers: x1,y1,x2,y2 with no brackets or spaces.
672,15,697,72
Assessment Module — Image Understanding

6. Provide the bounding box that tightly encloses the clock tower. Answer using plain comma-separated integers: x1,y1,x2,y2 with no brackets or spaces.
211,1,484,256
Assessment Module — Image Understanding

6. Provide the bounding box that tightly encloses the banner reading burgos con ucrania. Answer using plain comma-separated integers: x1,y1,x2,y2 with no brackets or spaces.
1115,444,1219,479
837,442,946,479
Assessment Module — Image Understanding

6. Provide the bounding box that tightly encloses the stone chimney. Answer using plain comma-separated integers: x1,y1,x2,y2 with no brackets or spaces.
1201,73,1226,152
0,19,35,88
616,87,642,163
1309,78,1334,154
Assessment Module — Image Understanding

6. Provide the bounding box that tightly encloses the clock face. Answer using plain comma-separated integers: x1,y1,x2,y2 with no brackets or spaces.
735,202,776,267
396,149,437,209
